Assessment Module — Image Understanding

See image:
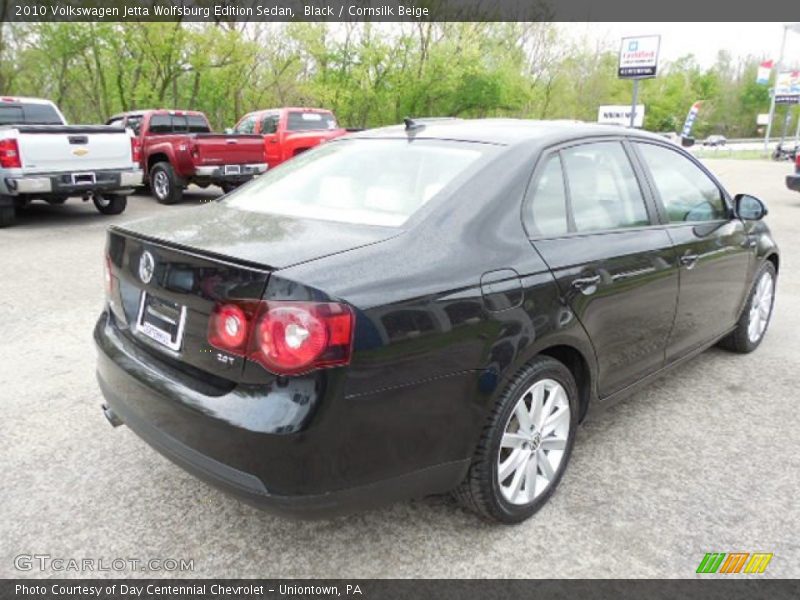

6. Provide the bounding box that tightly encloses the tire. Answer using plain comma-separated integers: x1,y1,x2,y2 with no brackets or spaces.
718,261,777,353
93,194,127,215
0,205,15,228
453,356,579,523
150,162,183,205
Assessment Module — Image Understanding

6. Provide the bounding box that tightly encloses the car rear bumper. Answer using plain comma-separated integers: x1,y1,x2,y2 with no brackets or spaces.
193,163,267,179
786,173,800,192
93,311,468,517
2,168,142,196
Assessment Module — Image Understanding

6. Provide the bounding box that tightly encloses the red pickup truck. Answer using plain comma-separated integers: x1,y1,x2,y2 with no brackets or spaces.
231,107,347,169
106,110,266,204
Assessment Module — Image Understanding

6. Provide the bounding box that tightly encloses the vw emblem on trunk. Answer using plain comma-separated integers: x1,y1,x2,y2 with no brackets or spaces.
139,251,155,284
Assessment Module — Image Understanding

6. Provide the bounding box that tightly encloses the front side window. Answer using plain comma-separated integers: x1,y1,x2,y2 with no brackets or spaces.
636,143,727,223
224,139,487,227
528,154,568,237
562,142,650,233
261,115,279,134
126,116,143,135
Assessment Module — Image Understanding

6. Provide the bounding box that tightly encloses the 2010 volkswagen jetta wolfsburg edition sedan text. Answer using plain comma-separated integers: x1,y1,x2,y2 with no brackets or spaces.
95,119,779,523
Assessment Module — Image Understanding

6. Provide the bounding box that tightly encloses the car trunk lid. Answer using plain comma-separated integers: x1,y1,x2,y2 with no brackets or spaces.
116,202,401,269
107,228,271,383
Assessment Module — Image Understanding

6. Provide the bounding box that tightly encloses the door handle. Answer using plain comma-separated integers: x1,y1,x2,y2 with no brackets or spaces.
680,254,699,269
571,274,601,295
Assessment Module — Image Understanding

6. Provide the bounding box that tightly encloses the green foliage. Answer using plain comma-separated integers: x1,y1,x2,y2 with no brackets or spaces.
0,22,781,136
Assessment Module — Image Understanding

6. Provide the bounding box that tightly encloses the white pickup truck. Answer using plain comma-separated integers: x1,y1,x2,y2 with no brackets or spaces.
0,97,143,227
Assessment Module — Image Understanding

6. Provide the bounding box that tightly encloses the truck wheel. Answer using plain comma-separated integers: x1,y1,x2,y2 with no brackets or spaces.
0,205,16,228
150,162,183,205
93,194,127,215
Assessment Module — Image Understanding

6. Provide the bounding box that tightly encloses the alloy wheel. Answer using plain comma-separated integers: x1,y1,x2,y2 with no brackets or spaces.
497,378,571,505
153,171,169,200
748,271,774,343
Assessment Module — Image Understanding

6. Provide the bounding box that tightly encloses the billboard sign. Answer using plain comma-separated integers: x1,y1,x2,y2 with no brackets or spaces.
618,35,661,79
598,105,645,127
756,60,773,85
775,70,800,104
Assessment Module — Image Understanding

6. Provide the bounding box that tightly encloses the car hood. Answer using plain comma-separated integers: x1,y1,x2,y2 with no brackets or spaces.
115,202,402,270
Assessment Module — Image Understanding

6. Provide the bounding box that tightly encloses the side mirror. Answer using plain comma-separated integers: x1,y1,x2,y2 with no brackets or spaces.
735,194,768,220
224,127,234,134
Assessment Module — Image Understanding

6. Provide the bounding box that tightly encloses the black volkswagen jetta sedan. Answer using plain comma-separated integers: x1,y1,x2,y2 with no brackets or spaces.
95,119,779,523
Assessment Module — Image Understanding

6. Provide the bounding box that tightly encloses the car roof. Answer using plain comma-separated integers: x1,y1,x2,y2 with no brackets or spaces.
107,109,206,120
347,118,667,147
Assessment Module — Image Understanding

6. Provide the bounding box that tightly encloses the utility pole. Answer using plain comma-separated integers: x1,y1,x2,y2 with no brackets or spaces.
630,79,640,128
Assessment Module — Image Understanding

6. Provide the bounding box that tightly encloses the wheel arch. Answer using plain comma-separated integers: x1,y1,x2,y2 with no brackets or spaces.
146,152,171,174
537,344,593,422
766,252,779,274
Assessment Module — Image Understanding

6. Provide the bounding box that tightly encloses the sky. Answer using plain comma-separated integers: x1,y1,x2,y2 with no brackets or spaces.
559,22,800,69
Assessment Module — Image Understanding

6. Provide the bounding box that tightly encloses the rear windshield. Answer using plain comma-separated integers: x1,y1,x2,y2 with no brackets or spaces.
287,111,338,132
224,139,487,227
0,102,63,125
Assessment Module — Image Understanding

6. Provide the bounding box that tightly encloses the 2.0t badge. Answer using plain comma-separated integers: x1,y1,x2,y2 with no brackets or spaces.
138,250,155,284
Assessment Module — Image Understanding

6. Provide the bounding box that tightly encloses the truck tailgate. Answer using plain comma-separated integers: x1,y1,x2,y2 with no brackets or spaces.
13,125,133,174
192,134,265,166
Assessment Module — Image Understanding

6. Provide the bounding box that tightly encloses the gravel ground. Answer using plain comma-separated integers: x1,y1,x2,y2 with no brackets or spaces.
1,159,798,579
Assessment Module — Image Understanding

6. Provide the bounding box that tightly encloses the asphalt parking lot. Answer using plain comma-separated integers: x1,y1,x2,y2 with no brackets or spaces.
1,159,799,579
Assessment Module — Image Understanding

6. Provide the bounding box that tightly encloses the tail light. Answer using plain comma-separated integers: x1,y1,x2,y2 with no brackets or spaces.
130,136,142,164
0,138,21,168
795,153,800,170
208,300,355,375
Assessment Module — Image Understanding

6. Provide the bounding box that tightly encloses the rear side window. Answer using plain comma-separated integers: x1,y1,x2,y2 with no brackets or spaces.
636,143,727,222
286,111,337,132
562,142,649,232
528,154,568,237
187,115,210,133
149,114,172,134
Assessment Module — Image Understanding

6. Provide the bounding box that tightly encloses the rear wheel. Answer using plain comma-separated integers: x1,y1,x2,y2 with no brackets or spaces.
150,162,183,205
0,205,15,228
453,356,578,523
93,194,127,215
718,262,776,353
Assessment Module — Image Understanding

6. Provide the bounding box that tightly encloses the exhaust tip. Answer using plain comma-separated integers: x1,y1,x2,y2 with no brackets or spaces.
102,404,123,428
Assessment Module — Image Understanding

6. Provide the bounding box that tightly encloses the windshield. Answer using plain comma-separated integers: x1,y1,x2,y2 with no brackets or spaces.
224,139,487,227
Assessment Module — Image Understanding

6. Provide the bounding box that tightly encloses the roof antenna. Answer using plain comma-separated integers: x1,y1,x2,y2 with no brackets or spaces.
404,117,424,131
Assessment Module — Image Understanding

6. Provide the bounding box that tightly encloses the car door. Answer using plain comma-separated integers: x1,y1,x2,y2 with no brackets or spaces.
526,140,680,397
260,112,281,167
632,142,752,362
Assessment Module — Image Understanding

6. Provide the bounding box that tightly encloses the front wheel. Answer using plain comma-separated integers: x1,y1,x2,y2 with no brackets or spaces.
453,356,578,523
93,194,127,215
718,262,776,353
